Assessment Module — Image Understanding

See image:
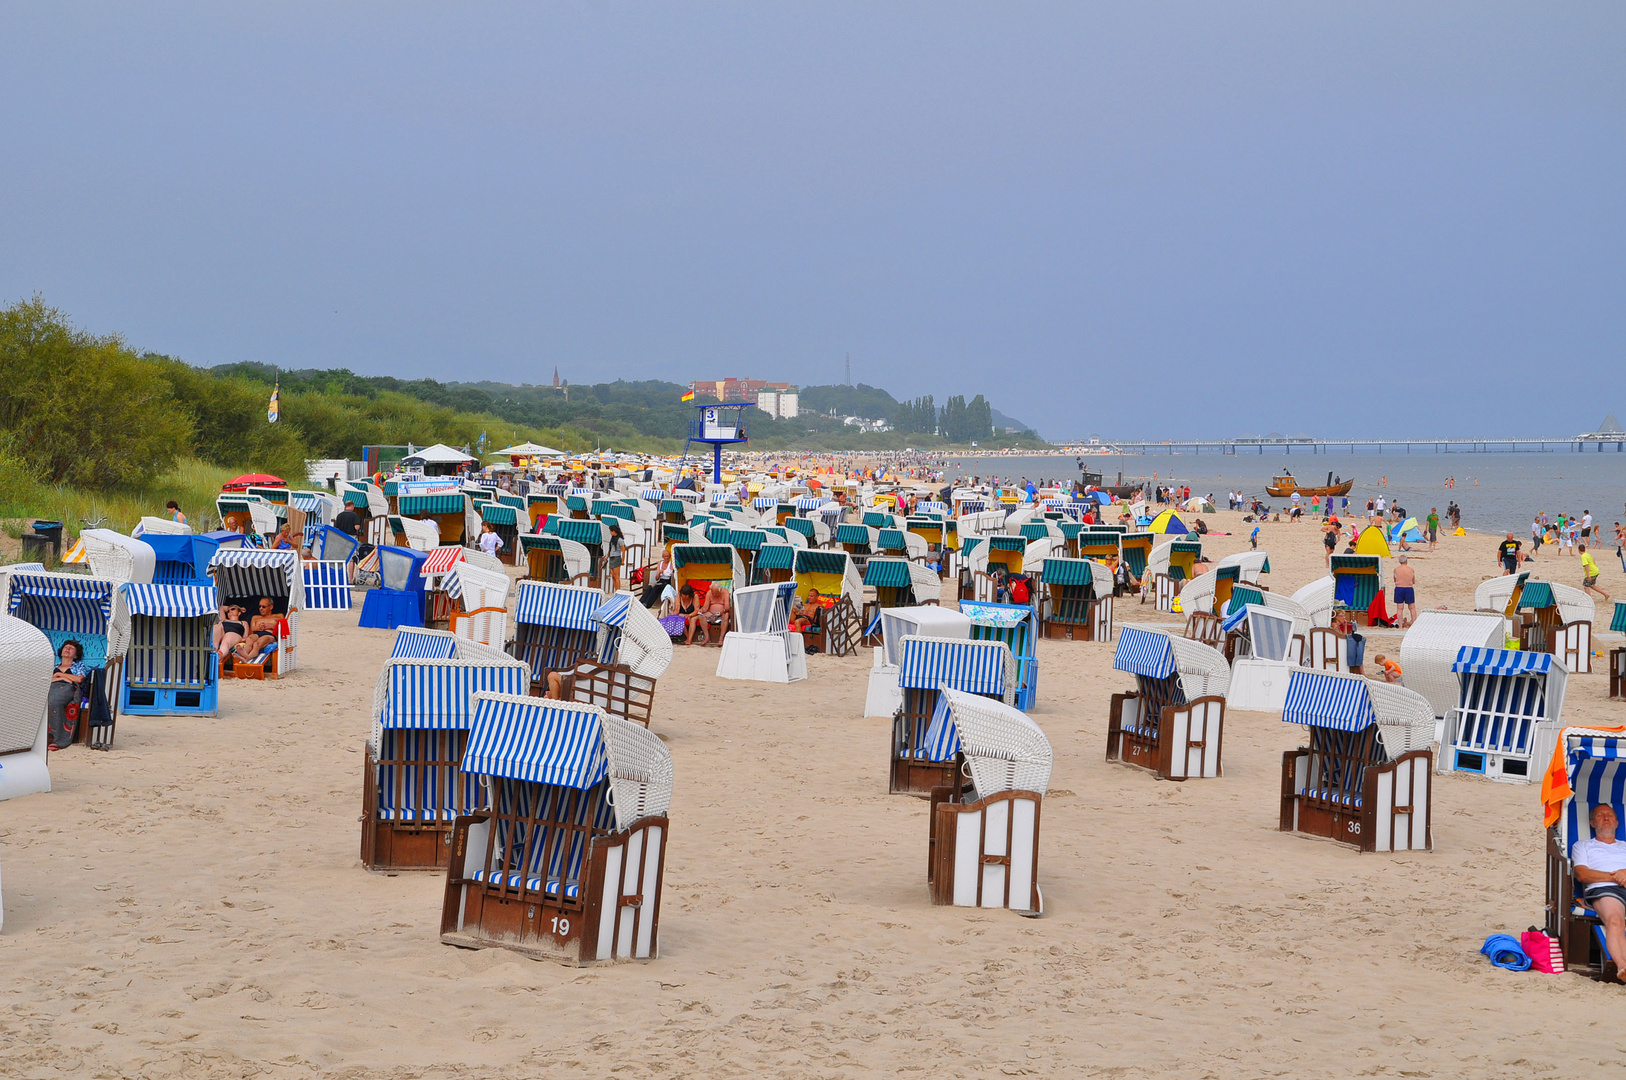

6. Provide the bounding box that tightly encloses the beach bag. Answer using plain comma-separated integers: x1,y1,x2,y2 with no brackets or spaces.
1521,929,1564,974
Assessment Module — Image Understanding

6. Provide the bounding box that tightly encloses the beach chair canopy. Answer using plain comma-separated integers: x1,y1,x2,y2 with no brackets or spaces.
1148,509,1188,535
923,687,1053,797
591,592,673,679
208,548,304,609
897,635,1016,703
4,571,129,664
80,529,156,586
463,692,672,829
1544,733,1626,857
372,653,529,731
1451,646,1568,722
1395,611,1507,718
1282,669,1434,755
391,626,460,659
753,542,797,572
1221,604,1296,662
0,613,55,754
879,606,971,666
1214,550,1269,582
121,583,219,619
422,546,465,578
1114,624,1230,700
793,549,861,602
515,581,603,630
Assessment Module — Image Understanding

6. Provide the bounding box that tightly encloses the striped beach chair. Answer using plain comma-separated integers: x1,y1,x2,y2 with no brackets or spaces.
361,634,529,871
510,582,605,695
1440,647,1569,783
1223,603,1300,713
441,692,672,964
961,601,1039,711
1036,556,1113,642
889,636,1015,797
1543,730,1626,974
118,583,220,717
923,688,1051,914
715,582,806,684
5,571,130,750
1107,625,1229,781
863,606,972,718
548,593,672,728
208,548,304,677
445,562,510,648
1279,670,1434,852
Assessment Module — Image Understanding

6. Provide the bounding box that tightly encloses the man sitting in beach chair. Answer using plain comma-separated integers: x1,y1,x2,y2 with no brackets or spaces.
1575,804,1626,980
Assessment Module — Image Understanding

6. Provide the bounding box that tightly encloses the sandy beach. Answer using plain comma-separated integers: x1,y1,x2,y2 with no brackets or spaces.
4,509,1623,1079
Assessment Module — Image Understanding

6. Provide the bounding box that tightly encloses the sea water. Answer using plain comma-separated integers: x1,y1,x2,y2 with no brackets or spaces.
936,450,1626,536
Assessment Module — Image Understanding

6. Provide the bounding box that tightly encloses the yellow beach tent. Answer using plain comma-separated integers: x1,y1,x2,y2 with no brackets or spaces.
1354,525,1392,558
1147,509,1190,535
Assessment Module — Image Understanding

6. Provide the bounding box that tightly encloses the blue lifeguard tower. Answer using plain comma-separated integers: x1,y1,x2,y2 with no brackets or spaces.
685,402,751,484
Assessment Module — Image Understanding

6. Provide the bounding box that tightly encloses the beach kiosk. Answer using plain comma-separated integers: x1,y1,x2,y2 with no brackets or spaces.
1279,670,1434,852
0,614,55,801
1439,647,1569,783
361,634,530,871
1107,626,1229,781
923,688,1051,915
890,636,1016,796
440,692,672,964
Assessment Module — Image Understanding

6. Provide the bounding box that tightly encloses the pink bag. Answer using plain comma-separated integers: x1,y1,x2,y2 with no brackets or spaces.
1522,930,1565,974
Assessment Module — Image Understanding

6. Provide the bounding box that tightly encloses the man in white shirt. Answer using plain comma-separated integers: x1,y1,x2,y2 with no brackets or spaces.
1574,803,1626,980
1374,495,1386,516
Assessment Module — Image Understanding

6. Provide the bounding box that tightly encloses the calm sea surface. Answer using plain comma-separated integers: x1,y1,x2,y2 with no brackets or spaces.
932,450,1626,535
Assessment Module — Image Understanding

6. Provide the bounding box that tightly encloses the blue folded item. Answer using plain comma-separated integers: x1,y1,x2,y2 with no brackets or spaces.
1480,934,1532,971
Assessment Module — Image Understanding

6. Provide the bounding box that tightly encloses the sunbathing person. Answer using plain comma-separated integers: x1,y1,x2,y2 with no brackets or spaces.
677,584,703,643
232,597,281,663
690,581,732,645
214,604,248,658
1574,804,1626,983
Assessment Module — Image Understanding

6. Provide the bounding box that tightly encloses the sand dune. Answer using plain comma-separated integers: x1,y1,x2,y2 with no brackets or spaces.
3,510,1621,1078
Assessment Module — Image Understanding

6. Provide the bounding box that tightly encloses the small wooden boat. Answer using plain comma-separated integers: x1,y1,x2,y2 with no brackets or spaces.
1265,472,1354,499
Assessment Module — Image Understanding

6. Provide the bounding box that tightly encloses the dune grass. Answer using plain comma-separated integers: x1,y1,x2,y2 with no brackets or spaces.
0,456,243,545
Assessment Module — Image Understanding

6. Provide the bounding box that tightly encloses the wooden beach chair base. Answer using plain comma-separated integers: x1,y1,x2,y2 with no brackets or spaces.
1611,647,1626,700
1280,747,1431,852
440,811,668,965
360,741,471,872
1106,692,1225,781
928,788,1043,915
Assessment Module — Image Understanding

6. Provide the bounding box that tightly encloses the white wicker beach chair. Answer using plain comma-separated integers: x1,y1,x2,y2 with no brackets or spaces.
446,562,511,648
1398,611,1505,722
80,530,156,586
395,515,442,553
924,687,1050,914
0,613,55,803
132,516,192,538
1227,605,1300,712
716,582,806,683
1291,576,1336,629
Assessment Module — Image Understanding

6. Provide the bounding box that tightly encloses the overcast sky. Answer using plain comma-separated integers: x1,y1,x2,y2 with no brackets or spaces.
3,4,1621,439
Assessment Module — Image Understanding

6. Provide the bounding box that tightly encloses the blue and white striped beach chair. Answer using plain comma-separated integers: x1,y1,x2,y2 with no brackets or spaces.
889,635,1014,797
1280,669,1434,852
510,581,605,695
361,631,529,871
1544,731,1626,974
4,571,130,749
1441,647,1568,783
207,548,304,676
1107,625,1229,780
119,583,220,717
441,691,673,964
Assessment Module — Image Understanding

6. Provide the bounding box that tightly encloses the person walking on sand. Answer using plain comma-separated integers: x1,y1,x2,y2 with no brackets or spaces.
1580,544,1611,603
1392,554,1417,628
1497,533,1522,576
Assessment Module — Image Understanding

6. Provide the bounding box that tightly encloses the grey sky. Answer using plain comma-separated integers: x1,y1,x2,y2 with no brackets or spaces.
3,4,1621,439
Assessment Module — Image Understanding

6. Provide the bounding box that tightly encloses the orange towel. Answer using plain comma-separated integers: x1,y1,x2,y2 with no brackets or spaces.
1541,725,1626,828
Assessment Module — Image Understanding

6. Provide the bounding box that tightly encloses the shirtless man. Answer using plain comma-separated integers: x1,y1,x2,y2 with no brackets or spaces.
1391,554,1417,628
1574,804,1626,983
